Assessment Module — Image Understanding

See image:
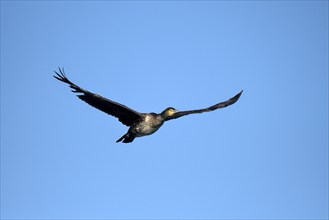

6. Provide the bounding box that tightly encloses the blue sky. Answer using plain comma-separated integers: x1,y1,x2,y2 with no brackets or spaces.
1,1,328,219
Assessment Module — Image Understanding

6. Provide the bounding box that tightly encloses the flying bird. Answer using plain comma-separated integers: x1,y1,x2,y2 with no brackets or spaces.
54,68,243,143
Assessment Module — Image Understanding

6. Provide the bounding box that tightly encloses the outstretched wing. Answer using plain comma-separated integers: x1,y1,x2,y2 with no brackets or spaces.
53,68,142,126
166,90,243,121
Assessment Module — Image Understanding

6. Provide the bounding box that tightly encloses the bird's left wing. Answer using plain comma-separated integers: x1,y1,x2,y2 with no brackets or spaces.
53,68,142,126
165,90,243,121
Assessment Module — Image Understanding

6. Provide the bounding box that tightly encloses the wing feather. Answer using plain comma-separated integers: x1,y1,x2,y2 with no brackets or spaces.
53,68,141,126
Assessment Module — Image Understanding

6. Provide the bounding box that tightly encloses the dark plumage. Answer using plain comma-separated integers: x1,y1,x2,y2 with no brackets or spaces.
54,68,243,143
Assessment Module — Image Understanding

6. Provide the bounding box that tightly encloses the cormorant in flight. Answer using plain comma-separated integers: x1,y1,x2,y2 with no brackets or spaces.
54,68,242,143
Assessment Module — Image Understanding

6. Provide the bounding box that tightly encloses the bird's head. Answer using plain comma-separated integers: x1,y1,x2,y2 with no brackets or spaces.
161,107,178,118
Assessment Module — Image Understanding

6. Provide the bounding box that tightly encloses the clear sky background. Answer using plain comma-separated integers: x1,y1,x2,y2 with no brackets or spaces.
1,1,328,219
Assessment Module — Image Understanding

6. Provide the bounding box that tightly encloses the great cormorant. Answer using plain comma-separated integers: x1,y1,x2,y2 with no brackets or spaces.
54,68,242,143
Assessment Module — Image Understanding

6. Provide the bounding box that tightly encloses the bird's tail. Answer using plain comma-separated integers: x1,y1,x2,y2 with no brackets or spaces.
116,133,135,143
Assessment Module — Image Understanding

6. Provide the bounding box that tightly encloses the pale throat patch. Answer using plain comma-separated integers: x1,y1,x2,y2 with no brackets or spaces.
168,109,175,116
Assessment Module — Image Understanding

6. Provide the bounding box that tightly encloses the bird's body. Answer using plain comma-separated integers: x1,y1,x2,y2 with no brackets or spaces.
118,113,165,143
134,114,164,136
54,68,242,143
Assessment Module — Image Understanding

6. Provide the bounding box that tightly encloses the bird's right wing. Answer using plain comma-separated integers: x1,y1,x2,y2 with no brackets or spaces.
53,68,142,127
166,90,243,121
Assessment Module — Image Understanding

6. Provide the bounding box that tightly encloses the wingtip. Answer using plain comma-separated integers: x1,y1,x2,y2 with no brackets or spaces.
229,90,243,104
53,67,68,81
235,90,243,98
